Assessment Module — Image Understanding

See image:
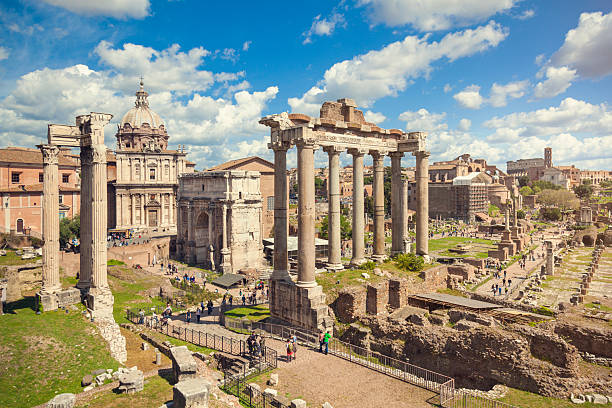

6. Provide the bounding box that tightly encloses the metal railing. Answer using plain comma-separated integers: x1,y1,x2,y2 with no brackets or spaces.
223,316,518,408
126,309,277,370
222,373,292,408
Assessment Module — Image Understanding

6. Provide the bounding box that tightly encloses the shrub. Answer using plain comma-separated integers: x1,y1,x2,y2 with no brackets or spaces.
358,260,376,271
532,306,554,317
540,207,561,221
393,253,424,273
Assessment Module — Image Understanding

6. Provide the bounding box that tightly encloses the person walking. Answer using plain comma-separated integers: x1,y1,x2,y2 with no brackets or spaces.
323,331,331,355
291,338,298,360
286,339,294,362
196,307,201,324
207,300,213,316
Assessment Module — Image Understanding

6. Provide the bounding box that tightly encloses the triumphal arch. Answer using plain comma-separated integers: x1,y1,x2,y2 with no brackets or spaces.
260,98,429,330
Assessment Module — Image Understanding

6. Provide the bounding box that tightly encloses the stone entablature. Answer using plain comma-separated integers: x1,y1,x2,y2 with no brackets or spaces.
176,171,263,273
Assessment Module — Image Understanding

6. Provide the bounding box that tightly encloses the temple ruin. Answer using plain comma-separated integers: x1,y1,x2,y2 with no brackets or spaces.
260,98,430,330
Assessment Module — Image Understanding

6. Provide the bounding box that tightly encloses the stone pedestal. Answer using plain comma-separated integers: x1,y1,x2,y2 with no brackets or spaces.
269,279,333,331
118,369,144,394
170,346,197,384
173,378,211,408
220,248,231,274
36,287,81,313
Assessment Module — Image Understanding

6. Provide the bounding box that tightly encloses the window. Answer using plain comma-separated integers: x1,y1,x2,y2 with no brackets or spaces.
39,173,43,182
267,196,274,211
11,172,20,183
62,174,70,183
149,168,156,180
59,195,63,204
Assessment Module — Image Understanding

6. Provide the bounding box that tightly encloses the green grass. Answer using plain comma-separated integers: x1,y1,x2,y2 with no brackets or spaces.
146,330,215,355
436,288,468,298
107,259,126,266
0,250,41,266
428,237,495,253
0,298,119,408
316,268,384,301
77,374,173,408
108,268,167,324
224,304,270,321
585,302,612,312
500,387,611,408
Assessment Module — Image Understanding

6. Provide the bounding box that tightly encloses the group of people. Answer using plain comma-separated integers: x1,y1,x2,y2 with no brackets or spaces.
184,300,215,324
247,331,266,357
163,262,179,276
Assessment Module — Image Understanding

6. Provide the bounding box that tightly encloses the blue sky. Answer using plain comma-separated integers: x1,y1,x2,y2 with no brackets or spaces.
0,0,611,171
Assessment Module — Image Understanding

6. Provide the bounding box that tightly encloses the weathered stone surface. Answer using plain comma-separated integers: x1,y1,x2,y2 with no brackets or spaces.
366,281,389,315
245,383,261,397
290,399,307,408
592,394,608,404
47,393,75,408
570,393,585,404
142,342,149,350
81,374,93,387
330,286,366,323
173,378,211,408
264,388,278,398
170,346,197,383
554,322,612,358
322,403,334,408
118,369,144,394
268,373,279,386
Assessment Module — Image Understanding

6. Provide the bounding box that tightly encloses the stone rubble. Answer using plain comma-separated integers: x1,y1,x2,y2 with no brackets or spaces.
46,393,75,408
118,369,144,394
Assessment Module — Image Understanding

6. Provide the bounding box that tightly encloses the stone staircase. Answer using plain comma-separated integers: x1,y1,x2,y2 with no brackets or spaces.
214,351,259,379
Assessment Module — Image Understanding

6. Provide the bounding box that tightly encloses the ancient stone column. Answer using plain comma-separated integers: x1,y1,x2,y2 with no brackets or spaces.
504,203,510,231
512,196,518,228
402,178,410,252
90,144,109,290
349,148,367,266
415,151,430,256
371,151,386,262
389,152,404,255
271,143,290,280
296,139,317,287
130,194,136,226
324,146,343,270
220,203,231,273
78,147,92,291
40,144,61,294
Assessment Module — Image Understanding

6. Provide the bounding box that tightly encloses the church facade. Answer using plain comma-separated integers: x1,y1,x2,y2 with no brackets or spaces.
107,81,194,235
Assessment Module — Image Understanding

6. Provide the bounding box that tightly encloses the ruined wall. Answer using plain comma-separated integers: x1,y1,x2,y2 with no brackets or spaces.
388,278,409,309
447,264,475,281
330,286,366,323
510,324,580,369
366,281,389,315
554,322,612,358
419,264,448,287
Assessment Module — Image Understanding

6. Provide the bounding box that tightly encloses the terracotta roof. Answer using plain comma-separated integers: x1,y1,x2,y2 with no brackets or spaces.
0,183,80,193
0,147,79,167
207,156,274,171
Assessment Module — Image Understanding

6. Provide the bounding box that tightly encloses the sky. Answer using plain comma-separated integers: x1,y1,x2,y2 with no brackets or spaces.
0,0,611,171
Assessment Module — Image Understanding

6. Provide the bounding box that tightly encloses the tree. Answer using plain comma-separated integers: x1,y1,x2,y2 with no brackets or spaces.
537,189,579,211
519,186,534,196
488,204,500,217
600,180,612,189
517,176,530,187
59,214,80,248
319,214,352,241
532,180,561,191
364,195,374,218
573,182,593,199
532,185,542,194
540,207,561,221
517,209,526,219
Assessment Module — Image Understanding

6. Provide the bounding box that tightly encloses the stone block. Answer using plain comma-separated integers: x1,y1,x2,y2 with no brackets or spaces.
81,374,93,386
142,342,149,350
47,393,75,408
118,369,144,394
170,346,197,383
83,384,96,392
37,292,58,312
245,383,261,397
173,378,211,408
388,279,408,309
592,394,608,404
56,288,81,308
447,264,475,282
322,403,334,408
268,373,279,386
366,281,389,315
156,351,162,365
290,399,307,408
330,287,366,323
264,388,278,398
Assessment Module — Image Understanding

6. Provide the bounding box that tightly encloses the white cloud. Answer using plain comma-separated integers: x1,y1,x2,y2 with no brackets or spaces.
399,108,447,131
0,42,280,169
534,54,545,66
489,80,528,107
41,0,150,19
356,0,517,31
443,83,453,93
516,9,535,20
484,97,612,140
533,66,577,99
453,85,484,109
303,12,346,44
458,118,471,131
290,21,507,115
242,41,252,51
7,23,43,35
551,11,612,78
364,111,386,124
0,47,9,61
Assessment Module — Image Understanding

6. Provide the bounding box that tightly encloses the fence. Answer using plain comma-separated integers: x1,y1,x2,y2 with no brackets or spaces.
126,309,277,370
222,373,292,408
224,316,518,408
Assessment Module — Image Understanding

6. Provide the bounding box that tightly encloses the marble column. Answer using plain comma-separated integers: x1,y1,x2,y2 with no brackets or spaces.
77,148,92,290
512,196,518,228
504,202,510,231
415,151,430,256
90,144,109,290
220,203,231,273
389,152,404,255
271,143,290,280
371,151,386,262
297,140,317,287
40,144,61,294
324,146,343,270
349,148,367,266
402,178,410,253
131,194,135,226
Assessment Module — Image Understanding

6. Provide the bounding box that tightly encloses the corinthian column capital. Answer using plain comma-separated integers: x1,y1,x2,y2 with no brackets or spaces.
40,144,60,165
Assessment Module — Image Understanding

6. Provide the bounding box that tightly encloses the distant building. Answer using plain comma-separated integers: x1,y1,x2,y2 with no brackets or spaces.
0,147,80,237
541,167,570,189
558,165,581,187
580,169,612,186
506,146,552,177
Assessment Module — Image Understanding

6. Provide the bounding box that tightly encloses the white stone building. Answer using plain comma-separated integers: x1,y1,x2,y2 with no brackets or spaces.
541,167,570,189
107,81,194,234
176,171,263,273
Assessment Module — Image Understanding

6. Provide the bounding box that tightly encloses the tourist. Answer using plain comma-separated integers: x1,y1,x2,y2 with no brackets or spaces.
319,330,325,353
498,287,502,296
186,309,191,323
291,338,298,360
196,307,201,324
260,336,266,357
138,308,145,324
207,300,213,316
323,331,331,355
508,279,512,287
286,339,294,362
505,287,508,295
242,294,246,305
229,295,233,305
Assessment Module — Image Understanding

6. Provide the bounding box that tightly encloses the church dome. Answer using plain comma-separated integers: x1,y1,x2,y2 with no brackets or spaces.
120,80,165,130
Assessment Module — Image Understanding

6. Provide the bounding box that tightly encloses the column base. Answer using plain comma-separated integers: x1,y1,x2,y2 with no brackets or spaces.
36,287,80,312
269,279,333,331
271,269,292,281
371,254,387,263
86,287,115,320
326,263,344,272
349,258,366,267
